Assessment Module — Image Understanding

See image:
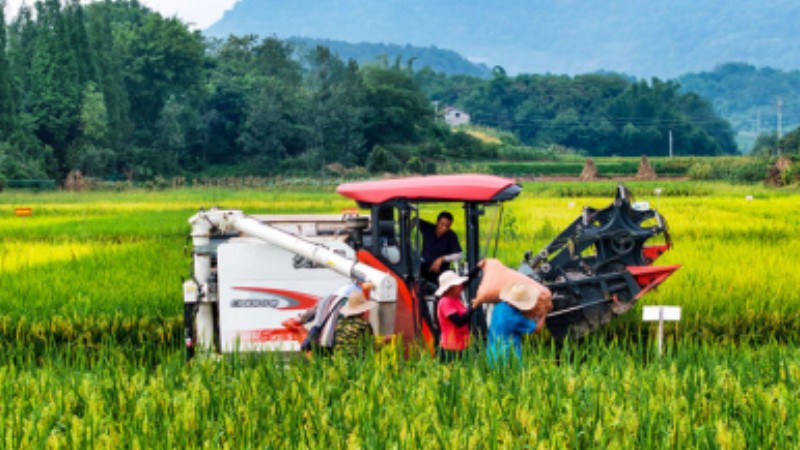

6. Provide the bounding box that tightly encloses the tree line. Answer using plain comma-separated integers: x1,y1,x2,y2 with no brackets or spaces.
0,0,442,182
417,68,739,157
0,0,740,184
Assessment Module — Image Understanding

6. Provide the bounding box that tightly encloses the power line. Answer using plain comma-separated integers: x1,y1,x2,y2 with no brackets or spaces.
469,113,728,129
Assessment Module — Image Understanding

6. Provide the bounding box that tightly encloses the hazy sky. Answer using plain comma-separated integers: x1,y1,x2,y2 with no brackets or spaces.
3,0,239,29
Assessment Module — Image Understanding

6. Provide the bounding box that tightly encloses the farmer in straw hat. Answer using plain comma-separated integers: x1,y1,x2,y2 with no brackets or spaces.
484,282,546,364
334,289,380,357
435,262,485,362
435,270,473,362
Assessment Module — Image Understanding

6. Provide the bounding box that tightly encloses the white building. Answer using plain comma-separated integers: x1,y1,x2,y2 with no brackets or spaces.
442,106,470,127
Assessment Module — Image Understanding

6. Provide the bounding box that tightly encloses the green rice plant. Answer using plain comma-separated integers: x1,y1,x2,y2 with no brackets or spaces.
0,181,798,448
0,340,797,448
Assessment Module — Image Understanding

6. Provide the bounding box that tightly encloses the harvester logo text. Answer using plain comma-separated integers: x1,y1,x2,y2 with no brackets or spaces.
230,299,282,308
231,287,318,311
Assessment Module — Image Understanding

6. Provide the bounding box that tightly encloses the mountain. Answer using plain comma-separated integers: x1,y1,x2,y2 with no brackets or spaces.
205,0,800,79
287,38,492,78
678,63,800,149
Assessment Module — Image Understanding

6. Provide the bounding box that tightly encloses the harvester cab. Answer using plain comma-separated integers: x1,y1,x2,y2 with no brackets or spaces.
336,174,524,347
183,174,678,358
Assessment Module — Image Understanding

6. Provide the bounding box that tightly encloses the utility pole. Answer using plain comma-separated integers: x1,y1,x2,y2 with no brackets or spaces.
753,111,761,155
777,97,783,155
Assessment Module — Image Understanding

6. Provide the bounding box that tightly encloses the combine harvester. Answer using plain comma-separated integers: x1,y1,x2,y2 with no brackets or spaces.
183,174,679,357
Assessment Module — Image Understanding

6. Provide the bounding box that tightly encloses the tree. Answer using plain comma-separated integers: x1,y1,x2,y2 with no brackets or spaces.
198,35,260,166
306,47,368,168
238,79,308,172
1,2,48,179
1,1,48,180
0,1,15,140
28,0,83,178
86,0,131,157
200,83,247,165
366,145,401,172
64,0,93,84
150,96,187,175
361,63,435,148
236,37,309,172
675,91,736,155
778,127,800,156
79,82,109,147
752,131,778,157
214,34,259,77
7,4,34,109
119,12,204,138
70,82,116,177
253,37,302,86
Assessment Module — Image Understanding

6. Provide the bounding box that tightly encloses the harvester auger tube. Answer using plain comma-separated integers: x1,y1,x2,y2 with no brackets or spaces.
521,185,680,341
191,209,396,300
185,208,398,358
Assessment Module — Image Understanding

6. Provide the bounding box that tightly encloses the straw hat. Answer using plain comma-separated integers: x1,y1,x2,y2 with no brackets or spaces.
499,283,539,311
339,290,377,317
435,270,469,297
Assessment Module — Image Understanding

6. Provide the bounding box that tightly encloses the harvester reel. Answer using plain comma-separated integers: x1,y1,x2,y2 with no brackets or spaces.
610,230,635,255
527,186,670,341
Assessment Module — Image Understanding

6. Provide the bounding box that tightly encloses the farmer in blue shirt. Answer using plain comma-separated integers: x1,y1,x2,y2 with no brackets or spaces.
484,283,546,364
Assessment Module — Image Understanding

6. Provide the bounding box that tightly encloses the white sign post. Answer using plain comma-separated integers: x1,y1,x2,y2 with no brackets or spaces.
642,306,681,355
654,188,662,209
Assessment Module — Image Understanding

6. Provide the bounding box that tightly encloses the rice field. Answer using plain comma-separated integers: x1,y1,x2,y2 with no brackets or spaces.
1,181,798,448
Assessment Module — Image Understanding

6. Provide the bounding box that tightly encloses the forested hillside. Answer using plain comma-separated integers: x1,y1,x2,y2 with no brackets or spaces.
679,63,800,136
416,69,737,157
206,0,800,79
0,1,741,184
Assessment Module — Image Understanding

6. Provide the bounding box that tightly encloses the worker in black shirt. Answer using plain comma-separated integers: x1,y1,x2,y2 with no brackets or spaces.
418,211,463,282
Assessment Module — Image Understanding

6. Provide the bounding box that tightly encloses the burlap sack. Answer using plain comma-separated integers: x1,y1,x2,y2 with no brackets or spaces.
474,258,553,318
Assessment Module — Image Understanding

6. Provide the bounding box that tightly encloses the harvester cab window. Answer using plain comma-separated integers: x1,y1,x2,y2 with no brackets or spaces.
373,204,403,268
478,203,504,261
409,204,466,279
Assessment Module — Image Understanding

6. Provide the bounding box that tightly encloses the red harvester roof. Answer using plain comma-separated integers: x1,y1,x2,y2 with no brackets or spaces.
336,174,521,204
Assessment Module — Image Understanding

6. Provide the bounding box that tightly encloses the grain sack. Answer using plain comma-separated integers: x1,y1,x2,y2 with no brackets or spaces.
475,258,553,318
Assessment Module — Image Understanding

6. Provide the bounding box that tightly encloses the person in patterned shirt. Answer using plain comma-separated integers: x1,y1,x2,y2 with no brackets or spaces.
334,290,378,357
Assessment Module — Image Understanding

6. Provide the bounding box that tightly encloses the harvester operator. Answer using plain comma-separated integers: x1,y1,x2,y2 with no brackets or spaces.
418,211,463,282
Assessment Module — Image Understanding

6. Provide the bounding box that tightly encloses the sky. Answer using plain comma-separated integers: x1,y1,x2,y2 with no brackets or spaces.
3,0,238,29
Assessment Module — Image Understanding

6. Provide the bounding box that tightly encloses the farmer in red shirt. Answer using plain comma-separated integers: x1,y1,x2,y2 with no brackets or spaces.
435,268,480,362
